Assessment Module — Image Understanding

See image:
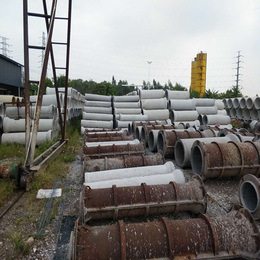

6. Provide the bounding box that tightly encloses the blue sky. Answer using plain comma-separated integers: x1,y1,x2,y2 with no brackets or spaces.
1,0,260,96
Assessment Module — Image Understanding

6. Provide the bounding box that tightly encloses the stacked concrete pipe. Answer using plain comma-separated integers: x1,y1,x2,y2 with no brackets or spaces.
82,93,113,131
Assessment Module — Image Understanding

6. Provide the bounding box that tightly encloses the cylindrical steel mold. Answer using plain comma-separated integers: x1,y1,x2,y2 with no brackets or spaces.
85,135,134,143
73,206,260,260
83,151,165,172
81,176,206,221
157,129,204,158
191,140,260,180
82,141,146,158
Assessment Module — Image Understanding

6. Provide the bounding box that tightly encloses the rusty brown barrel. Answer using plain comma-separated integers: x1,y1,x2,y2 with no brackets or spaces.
83,151,165,172
191,140,260,180
83,142,146,159
72,206,260,260
85,134,134,143
157,129,204,158
80,176,206,221
239,174,260,219
141,124,175,144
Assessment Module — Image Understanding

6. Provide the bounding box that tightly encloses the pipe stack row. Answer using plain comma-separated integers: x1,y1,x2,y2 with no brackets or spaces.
81,94,113,132
0,87,83,145
224,96,260,121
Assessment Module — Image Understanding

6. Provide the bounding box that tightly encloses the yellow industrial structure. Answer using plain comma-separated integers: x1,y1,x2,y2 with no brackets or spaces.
190,52,207,97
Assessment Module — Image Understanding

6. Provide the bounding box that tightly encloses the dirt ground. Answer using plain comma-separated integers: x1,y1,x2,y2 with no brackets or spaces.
0,148,259,259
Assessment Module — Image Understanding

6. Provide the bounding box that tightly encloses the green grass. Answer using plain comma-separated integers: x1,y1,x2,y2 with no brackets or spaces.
0,179,16,207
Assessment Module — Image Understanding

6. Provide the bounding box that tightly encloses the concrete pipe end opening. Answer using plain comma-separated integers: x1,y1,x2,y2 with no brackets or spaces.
174,140,185,168
128,123,132,135
191,141,205,177
239,175,260,216
157,131,165,154
148,130,155,152
141,127,146,142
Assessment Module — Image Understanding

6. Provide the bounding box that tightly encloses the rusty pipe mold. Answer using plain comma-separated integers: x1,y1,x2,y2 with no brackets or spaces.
83,151,165,172
0,166,11,179
175,134,241,169
239,174,260,219
72,206,260,260
82,141,146,158
81,176,206,221
84,170,185,189
191,140,260,180
84,129,127,137
85,135,134,143
157,129,204,158
85,161,176,183
85,139,139,147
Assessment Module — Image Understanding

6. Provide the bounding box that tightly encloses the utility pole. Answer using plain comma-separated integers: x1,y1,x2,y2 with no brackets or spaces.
147,61,152,89
0,36,12,58
235,51,242,90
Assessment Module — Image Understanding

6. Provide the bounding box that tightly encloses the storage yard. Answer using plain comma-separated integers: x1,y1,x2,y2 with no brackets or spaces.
1,89,260,259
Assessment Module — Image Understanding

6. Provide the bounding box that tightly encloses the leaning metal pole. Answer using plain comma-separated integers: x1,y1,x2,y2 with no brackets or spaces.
24,0,57,167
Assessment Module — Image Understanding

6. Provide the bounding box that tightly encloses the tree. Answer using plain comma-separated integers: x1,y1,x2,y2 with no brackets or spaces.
93,81,116,96
203,89,219,99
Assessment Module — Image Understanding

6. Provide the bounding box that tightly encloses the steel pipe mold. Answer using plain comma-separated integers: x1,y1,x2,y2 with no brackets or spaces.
81,176,206,221
83,151,165,172
85,135,134,143
157,129,204,157
72,206,260,260
83,141,146,158
191,140,260,180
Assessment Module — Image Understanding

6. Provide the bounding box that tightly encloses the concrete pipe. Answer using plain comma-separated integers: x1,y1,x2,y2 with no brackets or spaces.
73,206,260,260
83,151,165,172
148,129,160,152
139,89,165,99
165,90,189,100
240,97,247,109
215,99,225,110
46,87,73,96
82,112,113,121
170,110,199,122
254,96,260,109
83,106,112,114
116,120,132,128
85,100,111,107
175,134,241,168
141,98,167,110
223,99,227,108
112,95,139,102
227,98,234,109
217,109,227,115
157,129,204,158
113,101,140,108
168,99,195,111
233,97,242,109
85,161,175,183
81,120,113,129
1,130,53,145
85,93,111,102
236,107,243,119
85,139,139,147
239,174,260,219
196,106,218,115
243,108,251,120
84,170,185,189
250,108,258,120
30,94,62,107
83,141,146,159
135,126,143,140
84,129,127,138
143,109,169,121
141,124,175,144
225,107,230,116
119,114,148,121
0,103,4,116
201,128,218,137
174,120,200,128
193,98,215,107
230,107,237,118
3,117,55,133
5,105,57,119
0,95,16,106
250,120,259,132
84,128,121,133
191,140,260,180
0,116,3,130
246,96,259,110
114,108,142,114
203,114,231,125
81,176,206,221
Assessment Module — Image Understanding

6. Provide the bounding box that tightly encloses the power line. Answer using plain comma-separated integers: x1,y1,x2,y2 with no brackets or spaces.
235,50,242,89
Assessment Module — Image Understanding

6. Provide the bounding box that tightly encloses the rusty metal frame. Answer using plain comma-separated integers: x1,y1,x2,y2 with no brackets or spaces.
23,0,72,168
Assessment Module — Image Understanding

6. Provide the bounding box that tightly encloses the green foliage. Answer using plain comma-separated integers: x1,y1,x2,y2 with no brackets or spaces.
190,89,201,98
203,89,219,99
0,179,15,207
93,81,116,96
